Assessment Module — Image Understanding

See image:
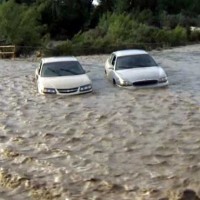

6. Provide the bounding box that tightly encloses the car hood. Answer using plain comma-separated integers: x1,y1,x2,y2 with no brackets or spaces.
39,74,91,89
115,66,165,82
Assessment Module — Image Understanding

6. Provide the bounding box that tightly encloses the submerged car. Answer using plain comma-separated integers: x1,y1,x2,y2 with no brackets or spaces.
105,49,168,88
35,56,92,95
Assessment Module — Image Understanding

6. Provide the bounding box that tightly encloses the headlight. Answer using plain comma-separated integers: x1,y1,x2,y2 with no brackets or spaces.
159,77,168,83
80,84,92,91
43,88,56,94
119,79,132,86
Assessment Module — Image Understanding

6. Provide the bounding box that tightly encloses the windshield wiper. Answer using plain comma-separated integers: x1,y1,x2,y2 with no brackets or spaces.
48,68,61,76
60,68,80,75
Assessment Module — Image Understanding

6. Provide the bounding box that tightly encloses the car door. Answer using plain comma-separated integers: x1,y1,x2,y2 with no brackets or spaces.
107,54,116,81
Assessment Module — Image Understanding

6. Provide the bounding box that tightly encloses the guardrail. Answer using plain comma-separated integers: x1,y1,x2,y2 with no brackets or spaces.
0,45,16,58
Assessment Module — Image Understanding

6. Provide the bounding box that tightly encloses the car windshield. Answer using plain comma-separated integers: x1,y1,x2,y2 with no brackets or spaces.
115,54,157,70
41,61,85,77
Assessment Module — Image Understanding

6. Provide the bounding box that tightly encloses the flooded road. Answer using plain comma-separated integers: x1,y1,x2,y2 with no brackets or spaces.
0,44,200,199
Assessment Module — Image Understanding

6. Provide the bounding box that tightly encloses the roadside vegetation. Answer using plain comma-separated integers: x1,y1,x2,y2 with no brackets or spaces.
0,0,200,56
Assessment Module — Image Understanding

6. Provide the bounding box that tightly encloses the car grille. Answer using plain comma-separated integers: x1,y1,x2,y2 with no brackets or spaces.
133,80,158,86
57,87,78,93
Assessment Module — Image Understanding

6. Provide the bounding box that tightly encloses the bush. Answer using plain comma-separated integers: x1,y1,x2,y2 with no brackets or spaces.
154,26,187,47
54,14,190,55
0,0,45,54
170,26,187,45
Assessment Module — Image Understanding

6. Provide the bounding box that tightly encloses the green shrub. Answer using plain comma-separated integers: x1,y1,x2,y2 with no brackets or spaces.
0,0,44,54
133,9,154,25
169,26,187,46
55,14,190,55
152,26,187,47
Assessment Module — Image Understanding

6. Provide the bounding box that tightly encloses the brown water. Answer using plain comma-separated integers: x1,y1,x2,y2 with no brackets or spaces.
0,45,200,200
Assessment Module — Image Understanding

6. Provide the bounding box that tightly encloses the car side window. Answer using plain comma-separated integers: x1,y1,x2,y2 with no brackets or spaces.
38,62,42,75
111,55,116,66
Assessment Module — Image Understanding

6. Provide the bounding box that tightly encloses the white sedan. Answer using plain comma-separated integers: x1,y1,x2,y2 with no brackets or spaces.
105,49,168,88
35,56,92,95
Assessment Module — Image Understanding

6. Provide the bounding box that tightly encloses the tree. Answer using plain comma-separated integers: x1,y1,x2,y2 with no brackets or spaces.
15,0,36,4
0,0,43,46
36,0,94,39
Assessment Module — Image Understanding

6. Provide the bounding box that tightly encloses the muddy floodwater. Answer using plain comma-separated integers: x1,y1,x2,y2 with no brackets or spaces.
0,45,200,200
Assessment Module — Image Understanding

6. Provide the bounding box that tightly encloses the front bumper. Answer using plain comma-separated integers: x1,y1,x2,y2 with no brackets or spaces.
117,80,169,89
40,86,93,95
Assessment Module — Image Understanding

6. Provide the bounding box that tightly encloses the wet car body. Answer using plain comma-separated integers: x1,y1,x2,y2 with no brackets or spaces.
105,50,168,88
35,57,92,95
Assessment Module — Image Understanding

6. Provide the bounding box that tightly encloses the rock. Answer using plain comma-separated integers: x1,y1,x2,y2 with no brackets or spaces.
178,189,200,200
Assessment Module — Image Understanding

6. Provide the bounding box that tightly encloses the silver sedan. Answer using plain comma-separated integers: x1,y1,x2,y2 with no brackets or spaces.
105,49,168,88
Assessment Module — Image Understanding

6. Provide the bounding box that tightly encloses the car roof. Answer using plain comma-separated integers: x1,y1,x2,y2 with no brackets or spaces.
113,49,148,57
41,56,77,64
